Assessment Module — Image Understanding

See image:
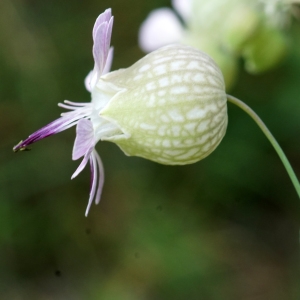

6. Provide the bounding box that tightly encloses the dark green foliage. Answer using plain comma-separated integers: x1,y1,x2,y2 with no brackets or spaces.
0,0,299,299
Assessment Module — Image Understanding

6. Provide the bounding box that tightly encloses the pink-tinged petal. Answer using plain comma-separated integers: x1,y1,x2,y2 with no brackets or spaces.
85,150,104,216
71,146,93,179
172,0,192,21
138,8,184,53
93,22,107,76
93,9,112,41
104,17,114,65
102,47,114,75
72,119,95,160
92,10,114,83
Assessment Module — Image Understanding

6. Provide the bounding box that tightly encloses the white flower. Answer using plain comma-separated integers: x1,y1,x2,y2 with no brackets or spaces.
139,0,191,52
14,8,228,215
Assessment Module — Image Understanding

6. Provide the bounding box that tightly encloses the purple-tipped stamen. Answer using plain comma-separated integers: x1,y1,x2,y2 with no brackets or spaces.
13,101,92,152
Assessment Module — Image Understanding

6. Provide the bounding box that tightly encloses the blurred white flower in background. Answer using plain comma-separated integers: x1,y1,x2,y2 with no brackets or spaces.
139,0,300,90
139,0,191,52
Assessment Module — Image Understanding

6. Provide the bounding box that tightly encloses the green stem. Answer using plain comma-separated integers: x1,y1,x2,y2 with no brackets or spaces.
227,94,300,198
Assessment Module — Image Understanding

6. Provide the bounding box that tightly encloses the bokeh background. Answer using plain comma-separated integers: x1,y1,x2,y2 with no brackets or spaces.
0,0,300,299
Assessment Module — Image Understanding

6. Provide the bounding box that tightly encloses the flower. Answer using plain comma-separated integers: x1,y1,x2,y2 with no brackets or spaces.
139,0,191,53
100,44,228,166
14,9,228,215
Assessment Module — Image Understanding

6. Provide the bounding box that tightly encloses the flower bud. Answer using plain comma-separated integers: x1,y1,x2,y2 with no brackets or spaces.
99,44,228,165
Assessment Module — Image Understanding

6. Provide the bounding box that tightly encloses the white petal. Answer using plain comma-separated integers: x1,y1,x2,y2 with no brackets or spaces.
102,47,114,75
172,0,192,21
138,8,184,53
85,152,97,216
72,119,94,160
84,70,93,92
71,146,93,179
85,150,104,216
94,150,104,205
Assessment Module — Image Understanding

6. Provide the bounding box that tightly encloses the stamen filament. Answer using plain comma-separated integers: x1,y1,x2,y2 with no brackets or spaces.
58,104,82,110
63,100,91,106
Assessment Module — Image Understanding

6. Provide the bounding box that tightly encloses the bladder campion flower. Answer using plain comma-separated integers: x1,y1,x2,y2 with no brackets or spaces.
99,45,227,165
13,8,228,215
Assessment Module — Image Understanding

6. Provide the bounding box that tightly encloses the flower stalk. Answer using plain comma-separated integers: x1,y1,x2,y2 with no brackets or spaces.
227,94,300,198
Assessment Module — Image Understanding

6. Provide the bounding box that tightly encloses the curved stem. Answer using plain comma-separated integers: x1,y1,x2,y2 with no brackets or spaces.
227,94,300,198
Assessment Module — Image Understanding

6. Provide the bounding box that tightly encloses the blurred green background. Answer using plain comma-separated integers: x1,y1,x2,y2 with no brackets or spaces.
0,0,300,299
